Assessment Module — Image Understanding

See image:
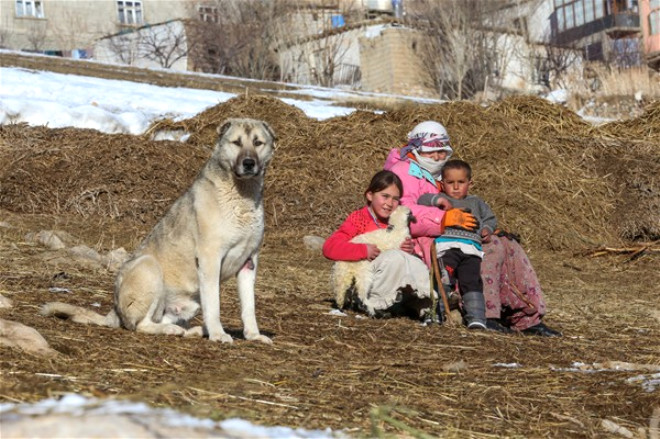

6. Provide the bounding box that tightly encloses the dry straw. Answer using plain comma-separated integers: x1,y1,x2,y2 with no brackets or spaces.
1,95,658,250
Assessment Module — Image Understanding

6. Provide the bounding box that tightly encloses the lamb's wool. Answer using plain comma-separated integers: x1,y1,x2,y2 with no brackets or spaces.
331,205,413,315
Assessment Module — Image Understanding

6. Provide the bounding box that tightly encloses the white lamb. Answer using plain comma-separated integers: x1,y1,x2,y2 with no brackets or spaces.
331,205,414,315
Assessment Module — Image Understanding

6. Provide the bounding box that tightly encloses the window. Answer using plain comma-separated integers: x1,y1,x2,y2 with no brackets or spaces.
650,11,660,35
15,0,44,18
584,0,595,22
565,4,575,28
651,0,660,35
595,0,605,19
555,1,607,32
117,1,143,25
198,5,218,23
574,1,585,26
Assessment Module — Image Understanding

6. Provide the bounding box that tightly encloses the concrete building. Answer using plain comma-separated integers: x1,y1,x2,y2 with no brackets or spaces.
549,0,643,65
0,0,190,56
640,0,660,68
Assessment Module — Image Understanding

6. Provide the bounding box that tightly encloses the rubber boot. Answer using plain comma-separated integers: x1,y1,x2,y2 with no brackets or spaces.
462,291,487,329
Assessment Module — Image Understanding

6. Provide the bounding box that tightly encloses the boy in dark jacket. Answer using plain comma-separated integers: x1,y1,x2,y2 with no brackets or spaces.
418,159,497,330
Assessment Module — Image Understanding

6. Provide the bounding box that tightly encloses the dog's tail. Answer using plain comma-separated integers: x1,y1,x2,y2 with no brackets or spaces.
40,302,120,328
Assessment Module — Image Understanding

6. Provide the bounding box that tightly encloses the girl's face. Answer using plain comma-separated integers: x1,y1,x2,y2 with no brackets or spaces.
366,183,401,222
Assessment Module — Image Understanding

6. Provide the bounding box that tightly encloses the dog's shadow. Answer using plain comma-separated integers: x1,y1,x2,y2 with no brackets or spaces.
187,321,274,341
224,328,275,341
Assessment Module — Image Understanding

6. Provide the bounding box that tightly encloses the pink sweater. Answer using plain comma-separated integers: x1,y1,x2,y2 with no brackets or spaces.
384,148,446,267
323,206,388,261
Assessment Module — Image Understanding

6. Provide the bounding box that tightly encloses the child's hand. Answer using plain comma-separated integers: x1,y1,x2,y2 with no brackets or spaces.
436,197,452,210
481,229,492,243
399,237,415,254
365,244,381,261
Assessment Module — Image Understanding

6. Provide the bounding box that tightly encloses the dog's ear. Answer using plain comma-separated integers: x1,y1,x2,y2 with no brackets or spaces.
217,120,233,138
261,121,277,143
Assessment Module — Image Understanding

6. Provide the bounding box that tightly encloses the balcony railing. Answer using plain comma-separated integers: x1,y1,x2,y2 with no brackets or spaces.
605,12,641,38
552,12,640,45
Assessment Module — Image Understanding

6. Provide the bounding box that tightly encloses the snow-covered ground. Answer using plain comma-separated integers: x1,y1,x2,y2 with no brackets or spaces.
0,66,362,134
0,65,615,137
0,394,347,438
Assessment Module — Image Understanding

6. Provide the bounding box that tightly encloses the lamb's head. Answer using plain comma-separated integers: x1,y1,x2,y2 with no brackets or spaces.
387,205,416,231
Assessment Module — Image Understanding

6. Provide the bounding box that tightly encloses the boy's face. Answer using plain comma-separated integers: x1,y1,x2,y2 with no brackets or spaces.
441,168,472,199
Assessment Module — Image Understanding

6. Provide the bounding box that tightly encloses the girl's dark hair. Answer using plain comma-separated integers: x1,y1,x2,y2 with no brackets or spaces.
441,159,472,180
364,170,403,198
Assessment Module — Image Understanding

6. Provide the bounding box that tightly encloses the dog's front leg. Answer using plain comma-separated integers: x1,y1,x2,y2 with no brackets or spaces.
237,255,272,344
198,250,233,343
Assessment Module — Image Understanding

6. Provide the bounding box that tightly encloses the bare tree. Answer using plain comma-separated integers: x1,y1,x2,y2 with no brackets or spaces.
186,0,284,80
270,0,359,87
0,28,10,49
404,0,510,99
105,33,140,65
537,31,582,89
186,0,358,85
50,8,93,51
25,21,47,51
608,36,642,68
139,21,189,69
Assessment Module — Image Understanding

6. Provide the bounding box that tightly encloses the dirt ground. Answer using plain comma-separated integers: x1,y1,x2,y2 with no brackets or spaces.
1,94,659,438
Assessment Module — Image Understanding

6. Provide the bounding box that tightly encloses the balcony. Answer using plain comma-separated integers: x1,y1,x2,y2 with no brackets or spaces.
552,12,640,46
605,12,641,38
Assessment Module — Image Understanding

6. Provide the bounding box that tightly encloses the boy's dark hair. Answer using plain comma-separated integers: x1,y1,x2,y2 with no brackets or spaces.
441,159,472,180
365,170,403,198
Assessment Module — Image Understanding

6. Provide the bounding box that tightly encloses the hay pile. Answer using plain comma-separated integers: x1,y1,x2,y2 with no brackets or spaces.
1,95,658,250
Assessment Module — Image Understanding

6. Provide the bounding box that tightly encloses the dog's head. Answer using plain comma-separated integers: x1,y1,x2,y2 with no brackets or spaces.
214,118,276,179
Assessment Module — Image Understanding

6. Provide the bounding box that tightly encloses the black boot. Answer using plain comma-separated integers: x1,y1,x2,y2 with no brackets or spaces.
486,318,513,333
522,322,562,337
462,291,487,330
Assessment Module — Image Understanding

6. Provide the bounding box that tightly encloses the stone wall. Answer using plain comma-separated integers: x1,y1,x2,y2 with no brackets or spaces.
359,26,437,97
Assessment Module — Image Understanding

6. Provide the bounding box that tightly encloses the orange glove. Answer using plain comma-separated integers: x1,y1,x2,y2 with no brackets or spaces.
441,208,478,231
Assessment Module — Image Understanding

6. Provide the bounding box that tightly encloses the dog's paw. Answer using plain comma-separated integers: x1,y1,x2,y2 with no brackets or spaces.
183,326,204,338
162,324,186,336
209,332,233,344
246,333,272,344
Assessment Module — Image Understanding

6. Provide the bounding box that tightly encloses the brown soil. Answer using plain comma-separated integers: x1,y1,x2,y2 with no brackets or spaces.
1,91,659,438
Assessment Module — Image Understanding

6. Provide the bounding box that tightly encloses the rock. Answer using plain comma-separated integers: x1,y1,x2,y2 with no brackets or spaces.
0,294,13,308
601,419,634,438
0,319,57,357
25,230,76,250
68,245,102,263
103,247,129,272
441,360,468,372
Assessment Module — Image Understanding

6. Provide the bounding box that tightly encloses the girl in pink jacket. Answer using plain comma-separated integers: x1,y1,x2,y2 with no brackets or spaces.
384,121,561,337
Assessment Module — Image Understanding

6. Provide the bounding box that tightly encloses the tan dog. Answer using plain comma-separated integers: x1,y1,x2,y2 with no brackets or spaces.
41,118,275,344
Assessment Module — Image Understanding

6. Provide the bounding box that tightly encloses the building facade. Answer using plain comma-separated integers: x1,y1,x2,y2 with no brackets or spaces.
640,0,660,68
549,0,642,65
0,0,191,55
